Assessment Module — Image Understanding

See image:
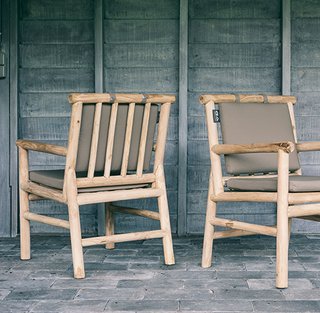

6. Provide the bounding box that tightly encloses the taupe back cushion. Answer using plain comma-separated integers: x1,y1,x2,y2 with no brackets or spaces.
219,103,300,175
76,103,158,173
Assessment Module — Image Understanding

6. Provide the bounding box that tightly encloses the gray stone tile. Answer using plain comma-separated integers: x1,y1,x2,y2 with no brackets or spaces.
31,300,107,312
248,278,314,290
214,289,284,300
0,300,36,313
104,255,160,264
75,288,145,300
282,289,320,300
89,269,155,280
153,270,217,280
180,300,253,311
144,288,214,300
183,278,249,290
252,300,320,312
51,278,118,289
216,270,274,279
6,288,78,300
0,278,55,290
105,300,179,311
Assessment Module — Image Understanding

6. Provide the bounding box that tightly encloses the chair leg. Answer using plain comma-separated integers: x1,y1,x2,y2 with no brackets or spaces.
67,169,85,279
156,166,175,265
105,202,115,249
20,189,31,260
202,174,216,268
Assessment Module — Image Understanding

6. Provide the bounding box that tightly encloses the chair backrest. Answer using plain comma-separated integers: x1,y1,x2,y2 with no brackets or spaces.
65,93,175,187
200,94,300,177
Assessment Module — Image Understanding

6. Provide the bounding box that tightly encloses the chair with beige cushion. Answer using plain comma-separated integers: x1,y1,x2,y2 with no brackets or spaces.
200,94,320,288
17,93,175,278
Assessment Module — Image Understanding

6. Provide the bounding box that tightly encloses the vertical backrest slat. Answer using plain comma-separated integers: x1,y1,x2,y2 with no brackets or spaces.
154,102,171,170
287,101,302,175
136,102,151,176
104,102,119,177
87,102,102,178
63,102,83,197
205,100,224,194
120,102,135,176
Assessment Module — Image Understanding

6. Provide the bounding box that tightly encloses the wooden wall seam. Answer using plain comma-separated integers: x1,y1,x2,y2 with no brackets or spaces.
178,0,188,236
282,0,291,95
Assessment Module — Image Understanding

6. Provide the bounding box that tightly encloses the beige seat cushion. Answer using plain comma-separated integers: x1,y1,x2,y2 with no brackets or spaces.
227,175,320,192
29,170,149,192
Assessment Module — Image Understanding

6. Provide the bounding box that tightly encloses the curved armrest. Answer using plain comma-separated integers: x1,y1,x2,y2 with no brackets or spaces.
296,141,320,152
16,140,67,156
212,142,295,155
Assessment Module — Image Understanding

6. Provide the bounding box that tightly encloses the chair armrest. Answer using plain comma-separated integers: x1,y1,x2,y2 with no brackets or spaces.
16,140,67,156
212,142,295,155
296,141,320,152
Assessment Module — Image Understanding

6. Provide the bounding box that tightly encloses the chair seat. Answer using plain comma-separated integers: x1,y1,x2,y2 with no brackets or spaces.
29,170,150,192
226,175,320,192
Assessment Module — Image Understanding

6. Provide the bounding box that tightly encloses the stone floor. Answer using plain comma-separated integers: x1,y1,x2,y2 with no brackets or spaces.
0,234,320,312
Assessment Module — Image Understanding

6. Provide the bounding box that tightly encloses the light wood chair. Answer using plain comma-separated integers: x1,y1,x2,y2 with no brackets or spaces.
200,94,320,288
17,93,175,278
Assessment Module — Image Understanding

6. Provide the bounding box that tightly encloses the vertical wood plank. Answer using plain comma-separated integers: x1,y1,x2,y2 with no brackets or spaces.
10,0,18,237
88,102,102,178
282,0,291,95
121,102,135,176
136,102,151,176
95,0,105,235
104,102,118,177
178,0,188,236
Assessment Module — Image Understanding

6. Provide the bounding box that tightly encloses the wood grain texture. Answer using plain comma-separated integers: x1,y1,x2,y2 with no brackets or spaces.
189,0,280,18
20,44,94,68
105,0,179,19
20,21,94,43
21,0,94,19
190,19,280,44
189,43,280,68
104,20,178,44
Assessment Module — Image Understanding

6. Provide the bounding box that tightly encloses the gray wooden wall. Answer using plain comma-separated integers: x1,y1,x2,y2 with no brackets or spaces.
17,0,320,234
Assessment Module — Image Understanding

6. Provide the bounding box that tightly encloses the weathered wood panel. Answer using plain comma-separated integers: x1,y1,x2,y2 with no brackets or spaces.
20,21,94,43
20,45,94,68
104,20,178,44
189,68,281,93
189,0,280,18
19,69,94,92
190,19,281,44
21,0,94,20
19,93,71,118
292,0,320,18
105,0,179,19
189,43,280,68
104,44,178,68
104,68,178,92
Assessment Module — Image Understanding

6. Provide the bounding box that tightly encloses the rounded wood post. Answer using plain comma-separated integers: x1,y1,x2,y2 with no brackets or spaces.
66,168,85,279
105,202,115,249
19,148,31,260
202,173,216,268
276,150,290,288
156,165,175,265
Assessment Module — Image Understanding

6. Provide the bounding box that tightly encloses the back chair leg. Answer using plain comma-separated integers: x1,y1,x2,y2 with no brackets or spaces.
105,202,115,249
67,169,85,279
20,189,31,260
202,174,216,268
156,166,175,265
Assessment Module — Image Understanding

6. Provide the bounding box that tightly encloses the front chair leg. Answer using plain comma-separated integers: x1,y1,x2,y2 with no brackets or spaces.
20,189,31,260
67,169,85,279
156,166,175,265
105,202,115,249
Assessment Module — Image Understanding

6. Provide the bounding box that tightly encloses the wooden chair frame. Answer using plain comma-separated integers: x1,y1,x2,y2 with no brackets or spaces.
17,93,175,278
200,94,320,288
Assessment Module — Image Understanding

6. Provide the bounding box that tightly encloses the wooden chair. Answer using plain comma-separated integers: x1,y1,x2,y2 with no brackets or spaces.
17,93,175,278
200,94,320,288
